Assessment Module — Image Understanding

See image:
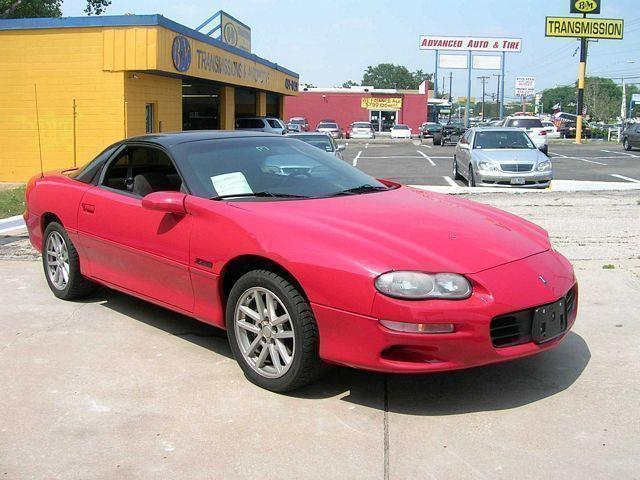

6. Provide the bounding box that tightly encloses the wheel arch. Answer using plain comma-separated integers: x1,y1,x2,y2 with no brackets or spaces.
219,255,309,312
41,212,63,234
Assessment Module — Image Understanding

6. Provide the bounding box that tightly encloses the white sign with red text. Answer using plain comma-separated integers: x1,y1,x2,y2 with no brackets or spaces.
419,36,522,52
515,76,536,96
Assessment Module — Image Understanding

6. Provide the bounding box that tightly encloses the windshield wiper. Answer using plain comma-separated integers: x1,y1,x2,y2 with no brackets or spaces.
330,184,390,196
211,191,309,200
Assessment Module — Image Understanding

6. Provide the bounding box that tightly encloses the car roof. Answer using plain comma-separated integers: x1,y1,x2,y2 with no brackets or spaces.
287,132,332,136
505,115,540,120
470,127,528,132
123,130,280,147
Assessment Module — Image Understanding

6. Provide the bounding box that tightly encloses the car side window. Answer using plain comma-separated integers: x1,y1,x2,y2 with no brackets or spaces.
101,146,183,197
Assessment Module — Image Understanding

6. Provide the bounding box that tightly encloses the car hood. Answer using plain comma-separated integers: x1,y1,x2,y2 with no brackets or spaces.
228,186,550,274
472,149,544,163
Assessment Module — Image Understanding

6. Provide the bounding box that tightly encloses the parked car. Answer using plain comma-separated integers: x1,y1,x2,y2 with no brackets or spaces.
542,120,561,139
348,122,375,139
286,123,303,133
502,116,548,155
316,122,343,139
433,121,466,146
453,127,553,188
287,132,346,159
287,117,309,132
558,121,592,139
622,122,640,151
390,124,412,139
25,131,577,392
418,122,442,139
235,117,287,135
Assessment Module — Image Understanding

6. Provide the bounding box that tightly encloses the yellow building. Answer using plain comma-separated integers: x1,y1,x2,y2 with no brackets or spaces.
0,14,300,182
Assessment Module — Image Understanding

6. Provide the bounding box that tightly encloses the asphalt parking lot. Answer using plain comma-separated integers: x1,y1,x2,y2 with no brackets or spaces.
1,190,639,479
339,140,640,188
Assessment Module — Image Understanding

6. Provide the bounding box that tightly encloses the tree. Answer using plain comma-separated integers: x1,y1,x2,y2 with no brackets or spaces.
341,80,359,88
362,63,432,90
1,0,110,18
540,84,576,115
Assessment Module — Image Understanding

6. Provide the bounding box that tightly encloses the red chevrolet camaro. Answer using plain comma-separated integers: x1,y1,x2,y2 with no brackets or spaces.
25,131,578,392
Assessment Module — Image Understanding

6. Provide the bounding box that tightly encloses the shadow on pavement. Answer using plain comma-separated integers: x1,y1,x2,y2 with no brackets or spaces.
93,286,590,415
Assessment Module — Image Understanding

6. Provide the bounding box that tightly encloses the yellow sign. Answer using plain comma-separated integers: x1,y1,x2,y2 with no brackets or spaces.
570,0,600,14
545,17,623,39
457,97,476,104
361,97,403,109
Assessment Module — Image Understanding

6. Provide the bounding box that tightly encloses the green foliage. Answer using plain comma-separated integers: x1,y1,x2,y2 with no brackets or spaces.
361,63,433,90
0,186,25,218
602,264,615,269
341,80,359,88
0,0,110,18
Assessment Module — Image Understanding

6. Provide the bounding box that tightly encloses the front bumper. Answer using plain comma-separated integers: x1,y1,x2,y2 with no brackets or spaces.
350,132,374,139
312,249,577,373
475,168,552,188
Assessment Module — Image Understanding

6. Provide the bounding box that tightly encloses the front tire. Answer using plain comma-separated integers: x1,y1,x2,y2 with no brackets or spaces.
468,166,476,187
623,138,632,151
42,222,97,300
433,132,443,146
226,270,323,392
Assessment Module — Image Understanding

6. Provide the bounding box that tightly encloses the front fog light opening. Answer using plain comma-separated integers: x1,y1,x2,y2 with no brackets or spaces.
380,319,456,334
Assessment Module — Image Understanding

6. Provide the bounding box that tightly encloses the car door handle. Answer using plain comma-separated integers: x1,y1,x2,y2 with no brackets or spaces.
81,203,95,213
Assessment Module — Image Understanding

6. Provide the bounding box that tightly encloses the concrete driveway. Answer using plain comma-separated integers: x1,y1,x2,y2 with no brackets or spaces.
1,191,639,479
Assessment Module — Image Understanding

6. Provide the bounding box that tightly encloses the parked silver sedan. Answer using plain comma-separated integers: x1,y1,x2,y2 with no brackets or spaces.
286,132,346,159
453,128,552,188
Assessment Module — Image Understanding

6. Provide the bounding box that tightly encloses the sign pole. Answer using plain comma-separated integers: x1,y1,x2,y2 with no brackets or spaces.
575,19,588,144
434,50,439,97
465,50,472,128
499,51,505,119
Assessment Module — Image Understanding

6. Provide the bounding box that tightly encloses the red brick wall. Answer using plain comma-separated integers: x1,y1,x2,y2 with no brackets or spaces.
284,91,428,132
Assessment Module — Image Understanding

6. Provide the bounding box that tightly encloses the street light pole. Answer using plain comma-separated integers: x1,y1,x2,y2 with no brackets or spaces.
493,73,501,119
477,76,489,121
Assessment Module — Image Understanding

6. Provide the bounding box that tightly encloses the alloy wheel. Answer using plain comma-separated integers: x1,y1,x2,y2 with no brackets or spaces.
45,231,70,290
624,138,630,151
234,287,295,379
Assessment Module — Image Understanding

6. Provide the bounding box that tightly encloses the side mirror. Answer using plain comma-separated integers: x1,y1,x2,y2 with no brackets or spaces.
337,144,346,152
141,191,187,215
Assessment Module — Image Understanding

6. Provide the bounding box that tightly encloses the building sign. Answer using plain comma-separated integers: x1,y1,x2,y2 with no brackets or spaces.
439,54,468,69
219,11,251,52
172,36,191,72
361,97,403,109
570,0,600,14
195,48,271,85
515,76,536,96
472,55,502,70
545,17,623,39
419,35,522,52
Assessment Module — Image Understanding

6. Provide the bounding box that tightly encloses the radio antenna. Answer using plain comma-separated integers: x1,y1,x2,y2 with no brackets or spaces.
34,84,44,177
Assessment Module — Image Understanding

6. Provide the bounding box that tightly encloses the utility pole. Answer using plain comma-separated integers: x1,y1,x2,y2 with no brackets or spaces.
493,73,501,119
575,14,589,144
477,76,489,121
448,72,453,101
621,77,627,120
442,75,446,97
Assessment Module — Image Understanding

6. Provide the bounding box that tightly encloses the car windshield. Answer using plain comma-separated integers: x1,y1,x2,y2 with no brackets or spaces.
172,136,387,200
473,130,535,149
291,135,334,152
318,123,338,129
394,125,409,130
506,118,543,128
289,119,305,125
353,123,371,128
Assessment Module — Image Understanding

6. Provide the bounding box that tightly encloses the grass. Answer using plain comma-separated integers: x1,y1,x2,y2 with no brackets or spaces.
0,186,26,219
602,264,616,270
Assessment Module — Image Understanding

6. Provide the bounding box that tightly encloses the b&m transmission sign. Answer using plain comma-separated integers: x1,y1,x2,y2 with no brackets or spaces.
545,17,623,39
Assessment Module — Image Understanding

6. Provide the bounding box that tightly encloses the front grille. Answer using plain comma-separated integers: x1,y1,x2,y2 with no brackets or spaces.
490,287,576,348
500,163,534,172
490,310,533,347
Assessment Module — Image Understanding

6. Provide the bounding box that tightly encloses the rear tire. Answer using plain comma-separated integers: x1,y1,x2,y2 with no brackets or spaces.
452,156,463,180
623,138,632,151
226,269,324,392
433,133,442,146
42,222,97,300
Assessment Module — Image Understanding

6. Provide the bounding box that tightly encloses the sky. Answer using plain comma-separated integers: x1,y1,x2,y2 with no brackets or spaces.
61,0,640,101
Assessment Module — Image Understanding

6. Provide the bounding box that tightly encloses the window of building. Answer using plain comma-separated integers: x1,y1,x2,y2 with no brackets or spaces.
145,104,155,134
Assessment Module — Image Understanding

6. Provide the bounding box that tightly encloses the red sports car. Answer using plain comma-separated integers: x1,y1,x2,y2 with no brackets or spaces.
25,131,578,392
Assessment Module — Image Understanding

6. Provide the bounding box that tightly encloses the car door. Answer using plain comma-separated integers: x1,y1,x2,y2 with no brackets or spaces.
457,130,472,175
632,125,640,147
77,144,194,312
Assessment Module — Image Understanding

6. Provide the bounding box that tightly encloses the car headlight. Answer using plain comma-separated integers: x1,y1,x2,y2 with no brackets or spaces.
537,160,552,172
375,271,472,300
477,161,498,172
